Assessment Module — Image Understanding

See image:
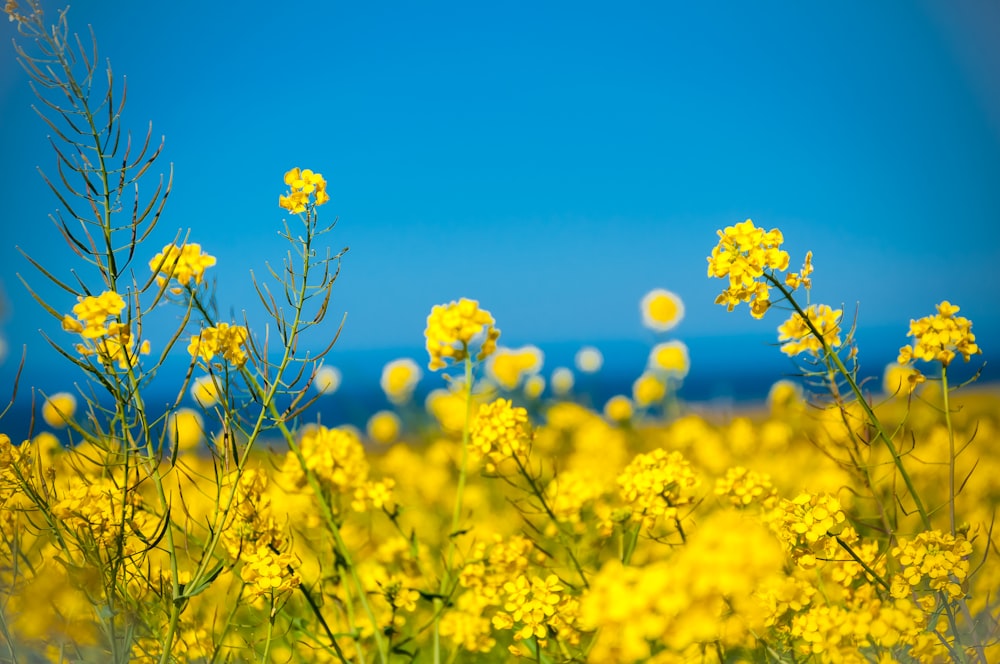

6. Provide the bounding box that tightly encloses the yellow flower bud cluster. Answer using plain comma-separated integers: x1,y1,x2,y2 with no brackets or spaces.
61,291,151,369
468,398,531,472
424,298,500,371
898,301,981,367
221,468,285,559
188,322,249,367
766,492,846,567
777,304,843,358
52,477,151,553
278,167,330,214
149,243,216,292
707,219,790,319
890,530,973,601
617,448,699,530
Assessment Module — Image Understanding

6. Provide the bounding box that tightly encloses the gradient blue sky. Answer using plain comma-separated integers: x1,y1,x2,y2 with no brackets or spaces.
2,1,999,396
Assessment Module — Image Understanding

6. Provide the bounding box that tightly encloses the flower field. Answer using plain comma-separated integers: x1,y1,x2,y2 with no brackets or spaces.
2,1,999,662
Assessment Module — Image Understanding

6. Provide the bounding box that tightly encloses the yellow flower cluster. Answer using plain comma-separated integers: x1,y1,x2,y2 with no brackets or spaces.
424,298,500,370
898,301,981,367
469,398,531,472
149,243,216,291
188,322,249,367
278,167,330,213
282,426,371,505
61,291,125,339
61,292,151,369
221,468,285,558
240,545,300,600
714,466,778,509
707,219,790,318
491,574,578,648
784,250,814,291
890,530,973,601
777,304,843,357
486,345,543,391
51,477,150,553
617,448,699,530
767,492,847,567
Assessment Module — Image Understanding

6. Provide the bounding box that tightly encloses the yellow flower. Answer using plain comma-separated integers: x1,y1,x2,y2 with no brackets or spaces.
777,304,843,357
632,371,666,407
279,167,330,212
550,367,574,396
188,322,249,367
167,408,205,452
574,346,603,373
882,362,925,397
380,358,422,403
707,219,790,318
486,346,543,391
366,410,401,445
149,243,216,291
603,395,634,422
424,298,500,370
640,288,685,331
469,398,531,471
314,365,342,395
190,374,221,407
64,290,126,339
648,340,690,378
897,300,980,367
41,392,76,428
522,374,545,400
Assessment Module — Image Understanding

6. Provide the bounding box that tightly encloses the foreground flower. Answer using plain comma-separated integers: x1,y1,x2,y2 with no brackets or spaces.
149,243,216,291
777,304,843,357
640,288,685,331
707,219,790,318
61,291,126,339
897,301,981,367
188,323,250,367
424,298,500,371
279,167,330,213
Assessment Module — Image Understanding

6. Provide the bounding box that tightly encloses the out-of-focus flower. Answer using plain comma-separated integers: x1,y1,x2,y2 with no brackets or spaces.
648,340,690,378
574,346,603,373
424,298,499,370
279,167,330,213
188,323,249,367
784,251,813,291
41,392,76,428
367,410,401,445
486,346,543,391
603,395,634,423
149,243,216,291
767,379,804,415
550,367,574,396
707,219,790,319
191,375,221,407
523,374,545,400
882,362,925,397
314,365,342,395
380,358,422,404
897,301,980,368
777,304,842,357
167,408,205,452
640,289,685,332
469,398,531,471
632,371,666,408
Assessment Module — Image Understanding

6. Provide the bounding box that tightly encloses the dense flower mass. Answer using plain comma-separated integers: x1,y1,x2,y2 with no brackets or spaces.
890,530,973,601
898,301,981,367
618,448,699,530
149,243,216,291
469,398,531,471
777,304,843,357
188,322,249,367
707,219,790,318
424,298,500,370
278,167,330,213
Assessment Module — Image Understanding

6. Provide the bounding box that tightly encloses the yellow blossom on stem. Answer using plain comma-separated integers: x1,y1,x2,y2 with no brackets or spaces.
897,301,981,367
279,167,330,213
188,322,249,367
424,298,500,370
469,398,531,472
149,243,216,291
777,304,843,357
62,290,126,339
707,219,790,318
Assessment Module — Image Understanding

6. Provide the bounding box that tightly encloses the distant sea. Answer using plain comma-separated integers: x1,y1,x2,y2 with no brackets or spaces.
1,328,995,440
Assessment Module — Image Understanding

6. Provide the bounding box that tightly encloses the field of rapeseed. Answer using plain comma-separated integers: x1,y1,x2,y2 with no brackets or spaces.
2,2,998,662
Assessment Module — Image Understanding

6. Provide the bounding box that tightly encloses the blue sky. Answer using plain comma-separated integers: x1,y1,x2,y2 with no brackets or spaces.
2,1,999,400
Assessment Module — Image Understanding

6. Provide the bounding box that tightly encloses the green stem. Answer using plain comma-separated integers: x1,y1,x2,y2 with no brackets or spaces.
941,367,957,536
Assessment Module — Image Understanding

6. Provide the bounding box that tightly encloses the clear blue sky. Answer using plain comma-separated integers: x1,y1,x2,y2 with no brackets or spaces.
2,1,999,395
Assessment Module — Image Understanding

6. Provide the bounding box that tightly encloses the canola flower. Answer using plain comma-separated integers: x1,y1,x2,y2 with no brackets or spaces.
166,408,205,452
486,346,543,391
278,167,330,213
149,243,216,291
647,340,690,378
707,218,790,318
640,288,685,331
469,398,531,472
190,374,221,407
41,392,76,428
380,358,422,404
777,304,843,358
898,301,981,368
424,298,500,370
188,322,250,367
61,290,125,339
313,365,342,395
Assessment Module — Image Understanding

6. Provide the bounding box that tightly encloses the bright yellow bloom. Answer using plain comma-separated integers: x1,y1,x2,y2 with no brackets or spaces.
486,346,543,391
424,298,500,370
41,392,76,428
640,288,685,331
380,358,422,403
897,301,981,367
62,290,126,339
890,530,973,601
707,219,790,318
603,395,634,422
784,250,813,291
469,398,531,471
167,408,205,452
366,410,401,445
190,374,221,407
882,362,925,396
279,167,330,212
618,448,699,529
777,304,843,357
631,371,666,407
88,322,151,369
313,365,342,395
240,545,300,599
149,243,216,291
188,322,249,367
647,340,690,378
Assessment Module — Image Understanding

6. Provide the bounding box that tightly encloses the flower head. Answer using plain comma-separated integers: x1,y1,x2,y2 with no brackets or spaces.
149,243,216,291
424,298,500,370
777,304,843,357
469,398,531,471
62,291,126,339
380,358,422,403
707,219,790,318
279,167,330,213
486,346,543,391
647,340,690,378
42,392,76,428
897,301,980,367
188,323,249,367
640,288,685,331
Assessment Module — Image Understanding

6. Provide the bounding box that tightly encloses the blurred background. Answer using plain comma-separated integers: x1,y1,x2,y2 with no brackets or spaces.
1,1,998,432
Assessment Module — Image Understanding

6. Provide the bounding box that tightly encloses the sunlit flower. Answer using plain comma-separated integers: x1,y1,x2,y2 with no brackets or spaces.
469,398,531,471
279,167,330,213
41,392,76,428
424,298,500,370
486,346,543,391
632,371,666,407
190,374,221,407
380,358,422,403
777,304,842,357
897,301,980,367
314,365,342,395
167,408,205,452
603,395,634,423
647,340,690,378
574,345,604,373
550,367,574,396
62,290,126,339
188,322,249,367
149,243,216,291
707,219,790,318
882,362,925,397
640,288,685,332
366,410,401,445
